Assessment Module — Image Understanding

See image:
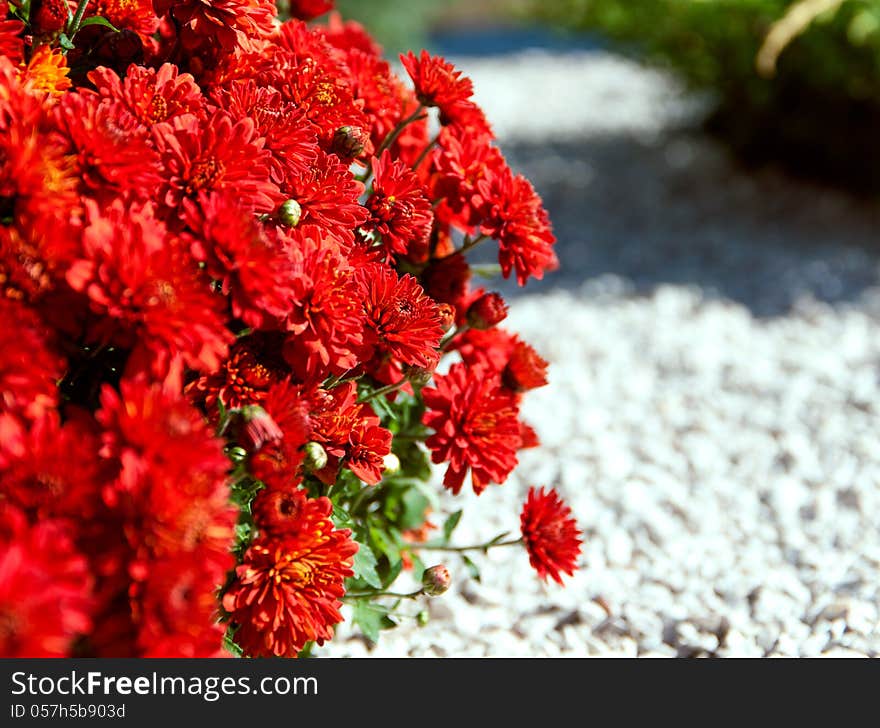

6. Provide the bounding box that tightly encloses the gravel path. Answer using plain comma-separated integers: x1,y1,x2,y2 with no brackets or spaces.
323,50,880,657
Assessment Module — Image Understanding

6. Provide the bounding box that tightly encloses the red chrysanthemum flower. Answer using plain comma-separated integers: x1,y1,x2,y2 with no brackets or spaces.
307,381,390,485
0,4,24,64
288,0,333,20
478,166,558,286
91,0,159,41
249,379,311,491
363,150,433,260
0,298,63,422
322,12,382,57
357,263,443,370
165,0,276,53
0,504,93,657
88,63,205,127
222,495,357,657
520,486,582,584
282,149,367,244
184,190,295,328
186,334,288,413
399,50,490,133
66,199,232,376
30,0,68,36
282,225,364,384
422,362,520,495
153,109,283,214
341,49,404,149
55,92,161,200
252,486,310,537
453,328,549,393
346,420,392,485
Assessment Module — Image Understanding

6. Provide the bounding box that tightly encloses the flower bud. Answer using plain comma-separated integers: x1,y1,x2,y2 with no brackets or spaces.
421,564,451,596
403,364,433,387
332,126,370,159
437,303,456,332
278,199,302,227
382,452,400,474
467,292,508,330
302,441,328,472
416,610,430,626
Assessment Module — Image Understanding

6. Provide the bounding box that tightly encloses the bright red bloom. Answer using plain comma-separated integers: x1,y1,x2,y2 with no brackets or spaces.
0,504,93,657
478,166,558,286
55,92,161,200
187,334,287,413
0,4,24,64
165,0,275,53
252,486,309,537
249,379,311,491
308,381,390,485
88,63,205,127
423,362,520,495
153,109,283,214
91,0,159,40
346,420,392,484
400,51,473,116
357,263,443,370
520,486,582,584
66,199,232,376
30,0,68,36
364,150,433,260
467,292,508,330
282,149,367,244
222,495,357,658
288,0,333,20
184,190,295,328
282,225,364,384
454,328,549,393
0,298,63,421
211,79,318,184
342,49,404,149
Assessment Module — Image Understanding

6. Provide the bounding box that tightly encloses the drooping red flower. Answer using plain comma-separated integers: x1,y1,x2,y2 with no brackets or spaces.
467,292,508,330
478,166,558,286
153,109,283,214
503,337,549,392
0,504,93,657
183,190,295,329
422,362,520,495
363,150,433,260
66,199,232,377
357,263,443,370
88,63,205,127
454,328,549,393
520,486,582,584
222,495,357,657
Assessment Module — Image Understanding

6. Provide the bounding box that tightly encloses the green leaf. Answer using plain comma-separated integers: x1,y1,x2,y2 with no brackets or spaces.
368,391,398,422
331,505,355,530
462,554,481,583
442,510,463,542
352,600,388,643
77,15,120,31
409,552,426,582
58,33,75,50
486,531,511,548
352,541,382,589
400,488,429,530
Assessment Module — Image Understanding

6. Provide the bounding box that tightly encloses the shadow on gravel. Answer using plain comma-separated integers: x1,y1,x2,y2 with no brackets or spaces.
490,130,880,318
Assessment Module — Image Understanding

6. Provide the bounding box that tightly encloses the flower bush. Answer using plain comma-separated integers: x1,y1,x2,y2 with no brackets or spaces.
0,0,582,658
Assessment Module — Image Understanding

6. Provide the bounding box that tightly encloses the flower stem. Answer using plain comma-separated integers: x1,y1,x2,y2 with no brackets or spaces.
436,233,490,262
411,136,439,171
357,378,407,404
359,105,426,182
68,0,91,34
409,537,523,553
344,589,424,600
439,323,469,352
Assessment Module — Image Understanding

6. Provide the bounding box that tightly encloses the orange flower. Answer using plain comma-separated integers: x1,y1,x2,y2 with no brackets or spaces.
22,46,71,96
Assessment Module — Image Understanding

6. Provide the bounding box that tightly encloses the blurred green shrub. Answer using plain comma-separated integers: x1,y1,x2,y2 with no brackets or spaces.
334,0,441,52
528,0,880,189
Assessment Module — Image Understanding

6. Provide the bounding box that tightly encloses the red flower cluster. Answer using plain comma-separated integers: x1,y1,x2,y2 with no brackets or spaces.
0,0,571,657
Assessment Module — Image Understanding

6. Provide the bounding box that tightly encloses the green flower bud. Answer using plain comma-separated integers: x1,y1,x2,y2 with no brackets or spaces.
278,199,302,227
302,441,328,472
421,564,451,597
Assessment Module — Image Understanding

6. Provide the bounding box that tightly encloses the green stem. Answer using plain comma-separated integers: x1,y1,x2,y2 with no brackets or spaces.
436,233,491,262
68,0,91,34
409,538,523,554
357,378,407,404
344,589,424,600
439,324,469,352
359,105,426,182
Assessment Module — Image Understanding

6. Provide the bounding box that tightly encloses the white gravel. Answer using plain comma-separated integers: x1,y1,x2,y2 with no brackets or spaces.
322,50,880,657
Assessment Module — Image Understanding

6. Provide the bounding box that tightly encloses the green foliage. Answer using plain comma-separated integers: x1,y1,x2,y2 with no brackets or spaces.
528,0,880,187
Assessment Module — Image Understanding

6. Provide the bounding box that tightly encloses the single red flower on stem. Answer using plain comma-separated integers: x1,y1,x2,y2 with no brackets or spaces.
520,486,582,585
222,495,357,658
422,362,520,495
